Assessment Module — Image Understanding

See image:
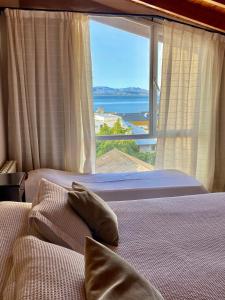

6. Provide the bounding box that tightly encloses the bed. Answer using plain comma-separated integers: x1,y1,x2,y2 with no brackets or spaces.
2,192,225,299
25,168,208,203
111,193,225,299
0,202,30,296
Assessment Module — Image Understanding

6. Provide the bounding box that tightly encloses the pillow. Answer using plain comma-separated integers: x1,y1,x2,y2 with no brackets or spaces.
85,237,164,300
3,236,85,300
28,178,91,254
68,182,119,246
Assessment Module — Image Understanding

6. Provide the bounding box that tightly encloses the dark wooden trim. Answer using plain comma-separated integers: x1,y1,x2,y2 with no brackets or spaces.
0,0,224,32
127,0,225,32
0,0,120,12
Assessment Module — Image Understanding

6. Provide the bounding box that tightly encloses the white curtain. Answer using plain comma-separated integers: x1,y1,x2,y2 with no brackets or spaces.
156,21,225,190
0,15,7,166
6,9,95,173
213,58,225,191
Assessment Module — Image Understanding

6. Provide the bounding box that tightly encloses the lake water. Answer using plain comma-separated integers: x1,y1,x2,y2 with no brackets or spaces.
94,95,149,113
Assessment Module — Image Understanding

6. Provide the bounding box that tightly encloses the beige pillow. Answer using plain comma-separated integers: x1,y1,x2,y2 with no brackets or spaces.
69,182,119,246
85,237,164,300
3,236,85,300
29,179,91,254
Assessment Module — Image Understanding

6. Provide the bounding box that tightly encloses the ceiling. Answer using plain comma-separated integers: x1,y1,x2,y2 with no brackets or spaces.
0,0,224,32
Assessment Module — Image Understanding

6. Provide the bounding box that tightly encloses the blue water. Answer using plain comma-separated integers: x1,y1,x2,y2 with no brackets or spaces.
94,95,149,113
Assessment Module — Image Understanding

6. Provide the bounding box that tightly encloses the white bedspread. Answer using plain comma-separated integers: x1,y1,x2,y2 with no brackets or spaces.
0,202,31,297
110,193,225,300
2,193,225,299
25,168,207,203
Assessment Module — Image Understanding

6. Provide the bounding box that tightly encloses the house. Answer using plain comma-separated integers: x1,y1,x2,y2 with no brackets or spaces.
96,147,154,172
94,113,127,133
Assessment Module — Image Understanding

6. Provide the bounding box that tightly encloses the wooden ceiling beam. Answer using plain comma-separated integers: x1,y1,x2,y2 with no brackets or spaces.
128,0,225,32
0,0,224,32
0,0,19,7
0,0,119,13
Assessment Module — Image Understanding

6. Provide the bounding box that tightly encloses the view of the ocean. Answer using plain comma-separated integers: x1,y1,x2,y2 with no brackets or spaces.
93,95,149,113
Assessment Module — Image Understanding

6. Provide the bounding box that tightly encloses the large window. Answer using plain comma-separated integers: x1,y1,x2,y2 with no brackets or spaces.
90,16,162,173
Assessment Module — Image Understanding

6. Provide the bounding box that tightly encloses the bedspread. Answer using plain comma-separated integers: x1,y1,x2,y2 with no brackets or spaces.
0,202,31,296
109,193,225,300
2,193,225,299
25,168,207,202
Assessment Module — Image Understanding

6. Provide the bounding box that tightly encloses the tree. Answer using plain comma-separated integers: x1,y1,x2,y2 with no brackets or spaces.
96,119,156,165
98,118,130,136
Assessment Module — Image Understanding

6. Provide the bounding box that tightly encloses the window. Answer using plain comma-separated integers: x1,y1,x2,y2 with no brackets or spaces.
90,16,162,173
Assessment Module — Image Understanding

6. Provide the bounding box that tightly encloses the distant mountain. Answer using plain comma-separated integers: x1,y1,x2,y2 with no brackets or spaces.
93,86,149,96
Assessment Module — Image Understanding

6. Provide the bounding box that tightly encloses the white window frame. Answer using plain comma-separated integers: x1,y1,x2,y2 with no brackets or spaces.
91,16,160,141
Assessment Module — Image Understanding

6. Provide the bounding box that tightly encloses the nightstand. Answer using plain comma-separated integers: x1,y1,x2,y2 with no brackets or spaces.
0,172,27,202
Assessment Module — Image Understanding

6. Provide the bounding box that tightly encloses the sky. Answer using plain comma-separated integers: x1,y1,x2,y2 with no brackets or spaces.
90,19,150,90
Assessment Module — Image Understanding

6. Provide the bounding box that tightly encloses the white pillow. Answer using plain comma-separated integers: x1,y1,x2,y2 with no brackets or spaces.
3,236,85,300
29,179,91,254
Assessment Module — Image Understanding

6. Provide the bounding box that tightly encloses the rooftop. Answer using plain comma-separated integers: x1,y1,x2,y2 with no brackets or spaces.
96,148,154,173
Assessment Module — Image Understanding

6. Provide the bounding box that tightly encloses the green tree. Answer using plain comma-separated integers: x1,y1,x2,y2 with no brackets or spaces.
98,118,130,136
96,119,156,165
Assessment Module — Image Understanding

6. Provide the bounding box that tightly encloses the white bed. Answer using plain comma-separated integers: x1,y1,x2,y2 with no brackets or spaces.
2,192,225,299
0,202,30,296
25,168,208,203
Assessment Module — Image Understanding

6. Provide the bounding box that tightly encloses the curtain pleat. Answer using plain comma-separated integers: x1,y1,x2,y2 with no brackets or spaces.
0,15,7,166
6,9,95,173
213,59,225,191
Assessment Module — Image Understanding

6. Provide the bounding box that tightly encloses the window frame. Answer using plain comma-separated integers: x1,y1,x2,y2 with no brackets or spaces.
90,16,160,141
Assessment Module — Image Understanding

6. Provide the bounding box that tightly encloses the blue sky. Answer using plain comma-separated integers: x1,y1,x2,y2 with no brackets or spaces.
90,20,150,90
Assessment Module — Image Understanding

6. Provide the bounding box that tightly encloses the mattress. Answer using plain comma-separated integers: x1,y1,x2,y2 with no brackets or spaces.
0,201,31,297
110,193,225,300
25,168,208,203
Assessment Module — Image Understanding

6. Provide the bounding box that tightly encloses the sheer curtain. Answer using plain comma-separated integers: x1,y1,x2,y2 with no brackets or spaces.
156,21,225,190
213,59,225,191
6,9,95,173
0,15,7,166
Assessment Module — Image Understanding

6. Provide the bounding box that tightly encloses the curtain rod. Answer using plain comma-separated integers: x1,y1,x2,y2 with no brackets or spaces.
0,6,224,35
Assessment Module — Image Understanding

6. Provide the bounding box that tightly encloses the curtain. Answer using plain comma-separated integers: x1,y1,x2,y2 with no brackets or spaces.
155,21,225,190
0,15,7,166
6,9,95,173
213,59,225,191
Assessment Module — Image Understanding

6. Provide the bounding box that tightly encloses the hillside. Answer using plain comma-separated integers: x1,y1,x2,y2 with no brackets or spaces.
93,86,149,96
